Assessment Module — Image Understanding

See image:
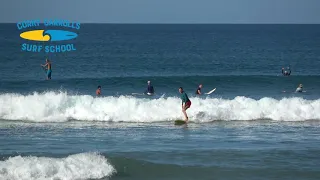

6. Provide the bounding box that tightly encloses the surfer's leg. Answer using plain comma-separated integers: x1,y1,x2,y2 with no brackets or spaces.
182,109,188,122
182,105,189,122
47,70,52,80
184,101,191,122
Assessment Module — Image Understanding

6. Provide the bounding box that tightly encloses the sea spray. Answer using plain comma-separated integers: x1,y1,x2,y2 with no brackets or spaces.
0,91,319,122
0,152,116,180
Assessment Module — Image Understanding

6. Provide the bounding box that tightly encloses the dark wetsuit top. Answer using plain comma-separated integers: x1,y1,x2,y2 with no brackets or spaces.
282,69,291,76
147,85,154,94
195,87,201,95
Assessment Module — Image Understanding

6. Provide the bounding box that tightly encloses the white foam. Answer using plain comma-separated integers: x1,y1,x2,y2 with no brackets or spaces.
0,91,319,122
0,152,115,180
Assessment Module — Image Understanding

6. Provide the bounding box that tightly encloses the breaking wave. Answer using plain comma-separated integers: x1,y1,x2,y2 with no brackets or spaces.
0,152,115,180
0,92,319,122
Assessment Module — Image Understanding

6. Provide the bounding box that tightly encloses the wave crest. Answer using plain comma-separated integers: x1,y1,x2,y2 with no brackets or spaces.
0,92,319,122
0,152,116,180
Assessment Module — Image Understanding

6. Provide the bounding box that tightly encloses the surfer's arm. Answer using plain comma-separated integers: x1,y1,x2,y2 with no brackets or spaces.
197,89,201,94
41,63,48,67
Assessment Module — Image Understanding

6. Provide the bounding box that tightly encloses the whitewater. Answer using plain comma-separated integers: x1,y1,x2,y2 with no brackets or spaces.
0,152,116,180
0,91,319,122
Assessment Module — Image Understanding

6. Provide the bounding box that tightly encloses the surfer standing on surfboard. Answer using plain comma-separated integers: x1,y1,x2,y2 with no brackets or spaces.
179,87,191,122
195,84,202,95
41,58,52,80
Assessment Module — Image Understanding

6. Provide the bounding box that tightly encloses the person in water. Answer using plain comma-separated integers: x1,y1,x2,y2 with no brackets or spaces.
179,87,191,122
96,86,101,96
145,81,154,95
195,84,203,95
41,59,52,80
282,67,291,76
296,84,303,93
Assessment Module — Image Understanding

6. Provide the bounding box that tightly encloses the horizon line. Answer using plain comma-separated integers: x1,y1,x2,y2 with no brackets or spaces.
1,22,320,25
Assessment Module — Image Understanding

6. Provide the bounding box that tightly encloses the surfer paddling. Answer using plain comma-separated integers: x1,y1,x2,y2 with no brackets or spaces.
179,87,191,122
41,58,52,80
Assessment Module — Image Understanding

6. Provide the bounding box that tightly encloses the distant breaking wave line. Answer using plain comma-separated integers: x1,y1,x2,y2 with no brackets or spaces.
0,91,319,122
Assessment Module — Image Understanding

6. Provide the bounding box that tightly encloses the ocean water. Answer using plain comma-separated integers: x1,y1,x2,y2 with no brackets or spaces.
0,24,320,180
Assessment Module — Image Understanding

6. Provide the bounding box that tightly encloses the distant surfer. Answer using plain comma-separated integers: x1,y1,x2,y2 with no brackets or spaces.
296,84,303,93
145,81,154,95
96,86,101,96
179,87,191,122
282,67,291,76
195,84,203,95
41,58,52,80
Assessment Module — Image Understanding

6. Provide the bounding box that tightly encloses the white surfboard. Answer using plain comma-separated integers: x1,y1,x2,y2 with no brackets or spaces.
131,93,144,95
205,88,216,95
132,93,154,96
282,90,307,93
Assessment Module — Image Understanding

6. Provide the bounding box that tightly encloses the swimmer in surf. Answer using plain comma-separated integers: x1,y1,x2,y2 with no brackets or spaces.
296,84,303,93
145,81,154,95
195,84,203,95
179,87,191,122
282,67,291,76
96,86,101,96
41,59,52,80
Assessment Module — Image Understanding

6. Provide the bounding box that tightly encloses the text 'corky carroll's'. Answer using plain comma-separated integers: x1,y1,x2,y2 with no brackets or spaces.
17,19,80,53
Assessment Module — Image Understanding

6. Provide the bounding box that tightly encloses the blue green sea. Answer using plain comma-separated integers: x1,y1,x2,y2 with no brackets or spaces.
0,24,320,180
